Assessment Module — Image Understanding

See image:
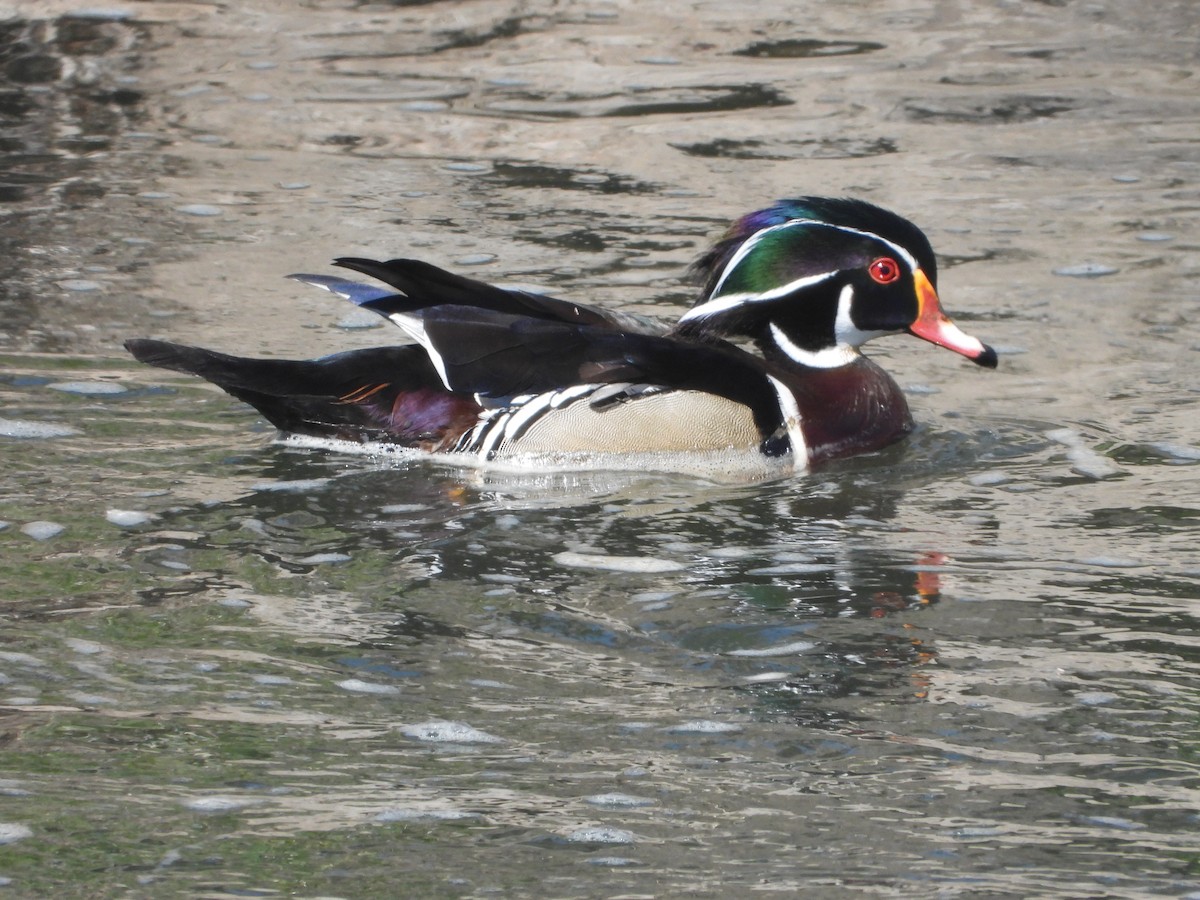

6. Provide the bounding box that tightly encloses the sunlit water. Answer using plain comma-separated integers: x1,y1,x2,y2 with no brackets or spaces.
1,2,1199,897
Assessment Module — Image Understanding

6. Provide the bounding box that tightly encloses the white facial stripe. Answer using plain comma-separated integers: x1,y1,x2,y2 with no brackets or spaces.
815,221,919,272
684,217,922,325
770,282,900,368
766,374,808,466
679,269,838,323
710,221,798,296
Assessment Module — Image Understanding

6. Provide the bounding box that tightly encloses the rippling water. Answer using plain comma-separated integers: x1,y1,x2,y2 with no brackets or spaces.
1,2,1199,897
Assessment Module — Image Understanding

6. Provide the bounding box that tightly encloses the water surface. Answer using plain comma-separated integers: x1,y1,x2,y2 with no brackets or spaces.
1,2,1198,897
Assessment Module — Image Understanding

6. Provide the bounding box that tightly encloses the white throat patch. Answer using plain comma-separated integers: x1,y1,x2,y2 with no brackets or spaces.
769,284,897,369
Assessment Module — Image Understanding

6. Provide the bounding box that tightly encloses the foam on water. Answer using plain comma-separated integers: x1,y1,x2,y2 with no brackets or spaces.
485,447,795,481
278,433,794,481
566,827,635,844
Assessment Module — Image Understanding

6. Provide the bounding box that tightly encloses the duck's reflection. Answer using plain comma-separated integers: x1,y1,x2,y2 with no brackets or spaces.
136,444,966,730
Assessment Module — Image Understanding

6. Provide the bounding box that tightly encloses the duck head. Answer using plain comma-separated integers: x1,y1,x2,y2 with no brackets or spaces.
676,198,997,370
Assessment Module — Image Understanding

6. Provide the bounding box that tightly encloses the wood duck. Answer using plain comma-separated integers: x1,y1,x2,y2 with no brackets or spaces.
126,197,996,473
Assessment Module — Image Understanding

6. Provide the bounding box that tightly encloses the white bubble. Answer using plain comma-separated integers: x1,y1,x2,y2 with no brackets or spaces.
251,478,330,492
183,796,257,812
21,522,65,540
400,721,502,744
251,674,292,685
726,641,815,657
48,381,126,395
64,639,105,655
176,204,223,217
0,418,80,439
1053,263,1119,278
584,793,655,808
57,279,103,292
667,720,743,734
566,827,635,844
297,552,351,565
106,509,155,527
375,807,477,822
0,823,33,844
1075,692,1119,706
553,551,685,573
337,679,400,696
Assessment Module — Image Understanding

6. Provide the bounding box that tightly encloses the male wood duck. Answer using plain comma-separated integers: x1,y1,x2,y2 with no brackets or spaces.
126,197,996,474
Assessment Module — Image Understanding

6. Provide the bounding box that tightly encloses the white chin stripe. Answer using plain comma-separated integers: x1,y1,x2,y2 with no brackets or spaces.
769,285,857,368
769,284,895,368
766,374,808,464
770,323,859,369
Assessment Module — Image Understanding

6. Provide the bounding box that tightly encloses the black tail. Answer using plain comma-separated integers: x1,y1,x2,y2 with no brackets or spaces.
125,339,481,449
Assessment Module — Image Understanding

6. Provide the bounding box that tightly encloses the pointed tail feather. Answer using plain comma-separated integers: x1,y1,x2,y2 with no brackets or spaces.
285,273,396,306
124,339,481,448
329,257,669,335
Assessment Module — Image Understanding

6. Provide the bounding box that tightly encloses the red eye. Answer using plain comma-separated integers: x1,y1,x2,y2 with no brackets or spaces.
869,257,901,284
